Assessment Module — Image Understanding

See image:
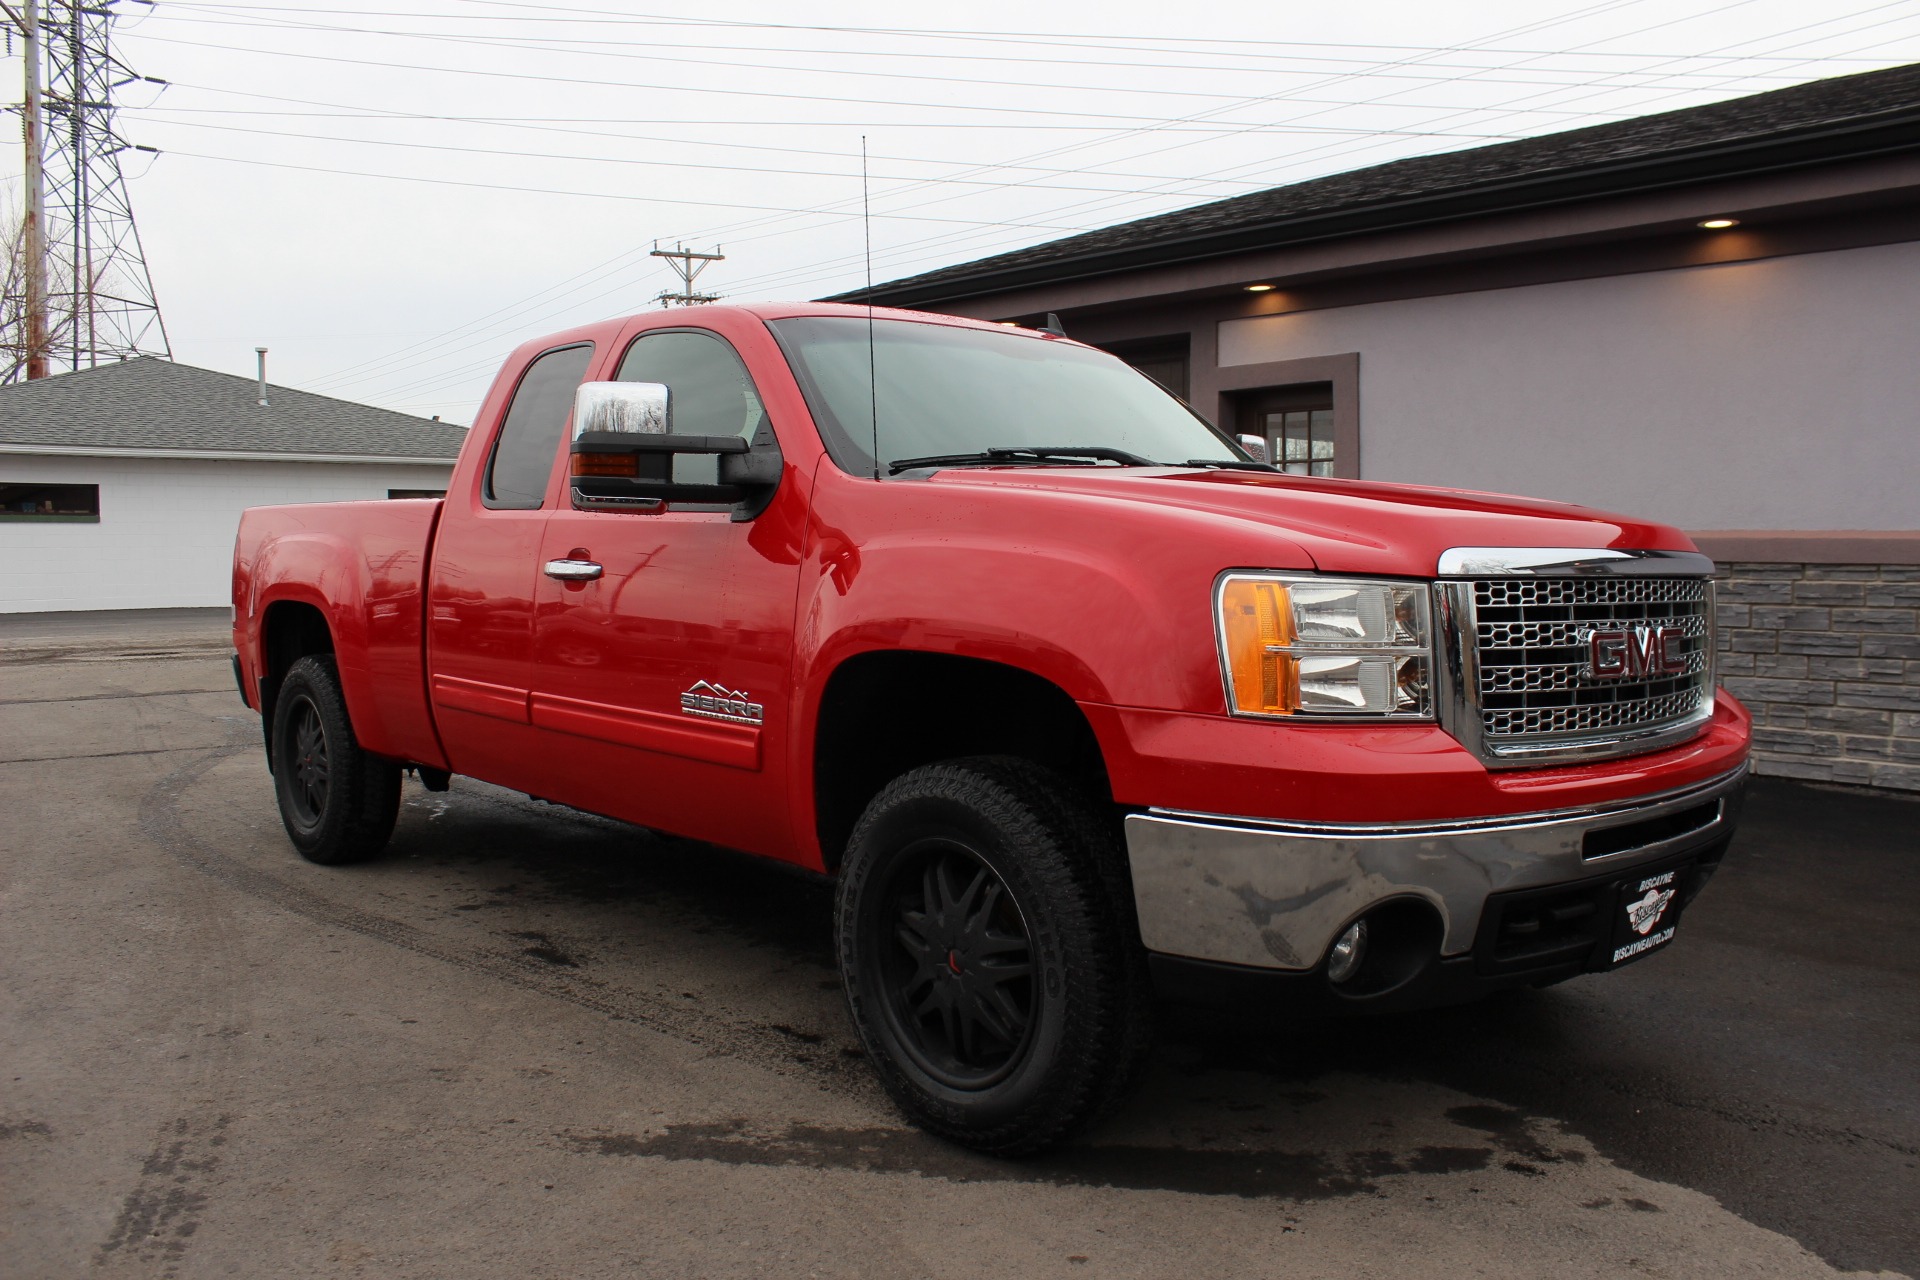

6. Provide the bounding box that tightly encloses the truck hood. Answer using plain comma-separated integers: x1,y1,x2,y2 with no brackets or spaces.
929,466,1696,577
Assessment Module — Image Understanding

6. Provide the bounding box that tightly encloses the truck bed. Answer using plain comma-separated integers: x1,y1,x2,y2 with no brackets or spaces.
233,498,447,770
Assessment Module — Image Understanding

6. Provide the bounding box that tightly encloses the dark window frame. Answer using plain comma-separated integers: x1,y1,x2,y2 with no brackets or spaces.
1236,385,1335,476
482,341,596,511
613,325,780,494
0,481,101,522
1217,352,1361,480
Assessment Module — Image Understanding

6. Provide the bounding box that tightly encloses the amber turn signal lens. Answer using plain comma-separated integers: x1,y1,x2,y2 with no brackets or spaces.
572,452,639,477
1220,578,1296,714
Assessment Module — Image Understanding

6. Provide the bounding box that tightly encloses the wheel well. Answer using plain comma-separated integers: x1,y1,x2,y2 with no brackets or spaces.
813,651,1111,870
259,601,334,766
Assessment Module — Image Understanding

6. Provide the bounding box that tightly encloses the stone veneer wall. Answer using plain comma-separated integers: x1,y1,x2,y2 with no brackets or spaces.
1715,562,1920,792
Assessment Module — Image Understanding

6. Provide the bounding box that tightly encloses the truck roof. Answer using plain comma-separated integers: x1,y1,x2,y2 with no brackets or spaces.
503,301,1085,364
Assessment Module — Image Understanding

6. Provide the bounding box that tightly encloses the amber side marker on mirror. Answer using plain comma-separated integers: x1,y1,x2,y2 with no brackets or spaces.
573,453,639,477
1244,283,1276,292
1698,218,1739,229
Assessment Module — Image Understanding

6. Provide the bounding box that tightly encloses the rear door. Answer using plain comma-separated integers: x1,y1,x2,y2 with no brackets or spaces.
523,325,808,860
425,340,595,789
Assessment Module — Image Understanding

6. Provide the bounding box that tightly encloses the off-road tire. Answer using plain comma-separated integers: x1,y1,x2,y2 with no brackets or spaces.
270,654,401,865
836,756,1154,1155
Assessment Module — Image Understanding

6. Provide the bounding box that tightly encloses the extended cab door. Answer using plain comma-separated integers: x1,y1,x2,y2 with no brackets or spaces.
523,326,808,861
425,340,595,789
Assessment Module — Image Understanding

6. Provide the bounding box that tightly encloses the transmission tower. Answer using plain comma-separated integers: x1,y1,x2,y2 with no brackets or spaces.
650,242,723,307
4,0,170,381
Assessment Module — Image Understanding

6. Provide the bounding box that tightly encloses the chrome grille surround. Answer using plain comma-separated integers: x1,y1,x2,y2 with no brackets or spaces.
1433,547,1718,767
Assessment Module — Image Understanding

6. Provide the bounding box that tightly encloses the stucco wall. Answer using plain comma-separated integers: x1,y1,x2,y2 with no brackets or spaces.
0,454,454,612
1216,239,1920,532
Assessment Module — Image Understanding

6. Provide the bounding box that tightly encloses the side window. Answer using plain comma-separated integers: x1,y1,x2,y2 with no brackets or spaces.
484,343,595,509
616,330,768,484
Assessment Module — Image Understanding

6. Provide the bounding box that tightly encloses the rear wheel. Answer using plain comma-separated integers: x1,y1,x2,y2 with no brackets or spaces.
836,757,1153,1155
271,654,400,865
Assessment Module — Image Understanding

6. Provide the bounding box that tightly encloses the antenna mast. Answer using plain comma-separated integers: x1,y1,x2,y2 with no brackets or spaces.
5,0,170,381
649,242,723,307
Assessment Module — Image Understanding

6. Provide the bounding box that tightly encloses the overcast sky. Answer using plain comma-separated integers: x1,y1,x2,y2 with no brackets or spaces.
6,0,1918,424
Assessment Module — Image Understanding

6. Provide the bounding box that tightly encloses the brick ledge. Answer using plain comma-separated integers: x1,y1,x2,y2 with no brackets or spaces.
1688,530,1920,564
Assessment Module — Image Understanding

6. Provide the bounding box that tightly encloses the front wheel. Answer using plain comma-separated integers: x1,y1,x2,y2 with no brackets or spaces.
270,654,401,865
836,758,1153,1155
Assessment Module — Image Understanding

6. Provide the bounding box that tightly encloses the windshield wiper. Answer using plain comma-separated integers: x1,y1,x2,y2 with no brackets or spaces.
1182,458,1278,472
888,445,1159,475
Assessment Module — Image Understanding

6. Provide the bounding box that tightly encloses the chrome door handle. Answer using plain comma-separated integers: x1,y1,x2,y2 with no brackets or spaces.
543,558,604,581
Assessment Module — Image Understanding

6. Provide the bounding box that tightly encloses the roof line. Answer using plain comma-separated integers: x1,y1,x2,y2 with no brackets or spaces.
835,90,1920,308
0,443,459,465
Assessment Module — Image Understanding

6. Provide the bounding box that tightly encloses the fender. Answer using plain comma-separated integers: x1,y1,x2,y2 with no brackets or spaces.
782,463,1318,865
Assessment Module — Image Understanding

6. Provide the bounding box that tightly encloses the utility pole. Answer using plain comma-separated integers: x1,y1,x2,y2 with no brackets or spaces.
649,242,724,307
20,0,47,378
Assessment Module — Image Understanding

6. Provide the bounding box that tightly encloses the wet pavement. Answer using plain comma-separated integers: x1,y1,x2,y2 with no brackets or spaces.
3,612,1915,1278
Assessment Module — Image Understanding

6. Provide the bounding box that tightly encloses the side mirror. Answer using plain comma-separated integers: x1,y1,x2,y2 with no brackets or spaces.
570,381,781,517
1236,433,1270,465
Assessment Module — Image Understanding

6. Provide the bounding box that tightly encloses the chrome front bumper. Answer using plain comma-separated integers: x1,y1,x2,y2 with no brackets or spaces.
1123,765,1747,971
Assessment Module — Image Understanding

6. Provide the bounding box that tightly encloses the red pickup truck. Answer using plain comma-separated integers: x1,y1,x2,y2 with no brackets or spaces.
233,302,1750,1154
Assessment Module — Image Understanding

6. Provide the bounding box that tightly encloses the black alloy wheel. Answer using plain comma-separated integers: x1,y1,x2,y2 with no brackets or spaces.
284,695,331,828
836,757,1154,1156
877,840,1037,1090
270,654,401,866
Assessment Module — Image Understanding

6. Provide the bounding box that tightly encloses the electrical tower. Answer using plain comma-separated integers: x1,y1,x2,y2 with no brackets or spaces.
4,0,170,382
649,242,723,307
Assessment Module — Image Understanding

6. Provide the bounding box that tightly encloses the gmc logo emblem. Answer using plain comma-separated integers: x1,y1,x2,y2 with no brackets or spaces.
1586,625,1688,679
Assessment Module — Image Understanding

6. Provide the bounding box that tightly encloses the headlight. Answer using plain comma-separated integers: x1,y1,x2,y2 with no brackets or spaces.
1216,573,1434,719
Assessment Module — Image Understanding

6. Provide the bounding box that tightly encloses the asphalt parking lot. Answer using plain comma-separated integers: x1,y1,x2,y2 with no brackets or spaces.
3,610,1915,1279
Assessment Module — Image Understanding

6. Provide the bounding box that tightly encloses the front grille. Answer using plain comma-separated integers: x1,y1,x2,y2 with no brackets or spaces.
1471,576,1713,750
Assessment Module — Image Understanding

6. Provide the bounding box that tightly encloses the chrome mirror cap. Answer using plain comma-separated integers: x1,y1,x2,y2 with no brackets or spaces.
572,381,669,440
1235,433,1269,465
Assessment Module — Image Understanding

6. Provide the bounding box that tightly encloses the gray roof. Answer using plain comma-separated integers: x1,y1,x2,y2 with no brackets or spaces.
838,61,1920,306
0,357,467,460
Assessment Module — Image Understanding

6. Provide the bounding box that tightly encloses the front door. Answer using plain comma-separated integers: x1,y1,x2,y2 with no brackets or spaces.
426,340,595,790
524,327,808,861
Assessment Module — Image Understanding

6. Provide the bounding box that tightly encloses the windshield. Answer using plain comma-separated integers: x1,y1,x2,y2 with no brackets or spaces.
767,316,1247,475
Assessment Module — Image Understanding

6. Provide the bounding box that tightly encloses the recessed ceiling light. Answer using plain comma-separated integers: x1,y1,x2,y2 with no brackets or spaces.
1244,283,1276,292
1698,218,1739,229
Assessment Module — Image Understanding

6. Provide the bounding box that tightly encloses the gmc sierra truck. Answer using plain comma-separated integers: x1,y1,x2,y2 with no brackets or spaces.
232,302,1750,1154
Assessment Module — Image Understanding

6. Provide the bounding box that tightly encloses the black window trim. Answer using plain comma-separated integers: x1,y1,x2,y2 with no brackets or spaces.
481,340,596,512
0,480,102,522
614,323,784,463
613,324,774,427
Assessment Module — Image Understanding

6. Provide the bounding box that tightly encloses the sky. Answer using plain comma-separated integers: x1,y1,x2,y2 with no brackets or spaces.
5,0,1919,424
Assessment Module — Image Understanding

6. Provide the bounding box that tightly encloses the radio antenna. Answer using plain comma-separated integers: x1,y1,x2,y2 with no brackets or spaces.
862,135,879,481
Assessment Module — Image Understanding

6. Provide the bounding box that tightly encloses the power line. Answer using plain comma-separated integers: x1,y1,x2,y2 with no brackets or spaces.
249,1,1917,408
140,7,1875,94
153,148,1111,232
3,0,170,381
128,116,1535,197
717,0,1917,291
295,1,1679,403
